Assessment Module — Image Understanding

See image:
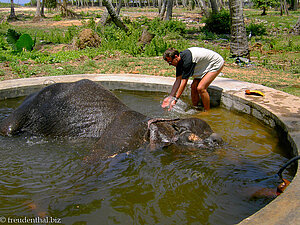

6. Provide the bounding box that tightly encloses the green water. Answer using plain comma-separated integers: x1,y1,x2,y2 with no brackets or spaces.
0,90,294,225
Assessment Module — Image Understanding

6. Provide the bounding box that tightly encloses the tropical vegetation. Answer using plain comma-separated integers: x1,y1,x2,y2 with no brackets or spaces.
0,0,299,96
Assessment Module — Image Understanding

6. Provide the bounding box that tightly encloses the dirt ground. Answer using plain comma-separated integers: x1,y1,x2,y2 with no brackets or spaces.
1,6,203,27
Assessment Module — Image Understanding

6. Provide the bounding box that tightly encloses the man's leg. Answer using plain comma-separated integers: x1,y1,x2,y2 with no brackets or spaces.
197,65,224,111
191,79,201,106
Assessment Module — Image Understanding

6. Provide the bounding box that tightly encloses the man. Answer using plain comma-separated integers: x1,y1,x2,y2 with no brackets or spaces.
162,47,224,111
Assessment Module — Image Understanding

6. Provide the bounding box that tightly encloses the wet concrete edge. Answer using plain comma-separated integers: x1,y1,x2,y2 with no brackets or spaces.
0,74,299,225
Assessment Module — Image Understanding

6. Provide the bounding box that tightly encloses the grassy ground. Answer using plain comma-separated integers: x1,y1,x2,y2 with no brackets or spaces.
0,6,299,96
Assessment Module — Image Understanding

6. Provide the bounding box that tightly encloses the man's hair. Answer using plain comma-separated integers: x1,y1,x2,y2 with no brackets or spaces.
163,48,179,61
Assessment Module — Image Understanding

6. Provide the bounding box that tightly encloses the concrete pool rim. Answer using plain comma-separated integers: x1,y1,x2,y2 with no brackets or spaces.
0,73,299,225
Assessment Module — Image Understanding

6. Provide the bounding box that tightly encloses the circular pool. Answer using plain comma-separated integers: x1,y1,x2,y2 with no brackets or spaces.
0,74,299,225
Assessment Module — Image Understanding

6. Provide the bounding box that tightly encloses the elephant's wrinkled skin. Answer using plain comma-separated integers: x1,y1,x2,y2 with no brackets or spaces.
0,79,222,157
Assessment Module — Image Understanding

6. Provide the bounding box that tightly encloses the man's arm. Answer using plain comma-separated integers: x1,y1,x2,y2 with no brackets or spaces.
170,76,182,97
175,78,188,99
161,76,182,108
167,78,188,110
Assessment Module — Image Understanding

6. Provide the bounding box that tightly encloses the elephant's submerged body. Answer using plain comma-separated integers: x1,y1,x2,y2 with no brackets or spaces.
0,79,222,158
0,79,136,138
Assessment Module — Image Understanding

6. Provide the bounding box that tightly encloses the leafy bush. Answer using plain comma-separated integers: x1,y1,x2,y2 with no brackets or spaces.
202,10,230,34
146,18,187,36
52,14,62,21
45,0,57,9
81,18,96,30
6,29,35,53
36,26,79,44
0,36,8,50
246,23,267,36
143,36,170,56
6,29,21,46
16,34,35,52
97,24,142,56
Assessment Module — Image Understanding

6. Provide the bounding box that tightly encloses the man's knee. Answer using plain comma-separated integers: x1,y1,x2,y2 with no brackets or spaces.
191,79,200,90
197,86,207,94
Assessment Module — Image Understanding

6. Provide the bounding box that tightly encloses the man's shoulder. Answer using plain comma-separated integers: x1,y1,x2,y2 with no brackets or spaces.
180,49,192,56
180,49,192,63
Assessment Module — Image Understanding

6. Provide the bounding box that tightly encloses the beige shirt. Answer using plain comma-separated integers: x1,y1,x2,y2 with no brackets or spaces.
189,47,224,78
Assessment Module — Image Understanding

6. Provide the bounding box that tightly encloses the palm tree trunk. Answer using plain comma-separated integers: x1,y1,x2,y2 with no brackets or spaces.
210,0,219,14
159,0,166,19
158,0,162,13
41,0,45,17
291,0,298,11
229,0,249,58
9,0,17,20
102,0,129,32
197,0,210,17
34,0,42,21
165,0,173,21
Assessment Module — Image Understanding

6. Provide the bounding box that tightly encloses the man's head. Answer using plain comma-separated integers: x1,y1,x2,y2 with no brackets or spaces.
163,48,181,67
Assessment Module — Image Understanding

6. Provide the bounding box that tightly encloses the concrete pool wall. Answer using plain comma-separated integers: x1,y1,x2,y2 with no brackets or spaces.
0,74,299,224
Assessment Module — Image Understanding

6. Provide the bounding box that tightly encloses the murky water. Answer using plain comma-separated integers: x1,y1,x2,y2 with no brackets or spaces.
0,90,294,225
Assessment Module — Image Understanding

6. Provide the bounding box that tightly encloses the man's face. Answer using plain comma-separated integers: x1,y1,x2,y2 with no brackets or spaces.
165,55,180,67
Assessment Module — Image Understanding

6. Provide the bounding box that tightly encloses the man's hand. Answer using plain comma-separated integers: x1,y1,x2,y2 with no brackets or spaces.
168,99,176,111
162,96,177,111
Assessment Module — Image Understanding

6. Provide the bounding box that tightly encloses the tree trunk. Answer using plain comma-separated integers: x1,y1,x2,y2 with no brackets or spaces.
158,0,162,13
165,0,173,20
197,0,210,17
9,0,17,20
175,0,178,7
281,0,289,15
101,0,122,26
210,0,219,14
41,0,45,17
291,0,298,11
188,0,194,10
34,0,42,21
152,0,156,7
62,0,68,17
218,0,224,10
261,6,267,15
116,0,122,14
102,0,129,32
229,0,249,58
159,0,167,19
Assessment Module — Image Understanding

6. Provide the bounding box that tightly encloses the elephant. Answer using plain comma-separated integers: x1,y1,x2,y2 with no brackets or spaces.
0,79,222,159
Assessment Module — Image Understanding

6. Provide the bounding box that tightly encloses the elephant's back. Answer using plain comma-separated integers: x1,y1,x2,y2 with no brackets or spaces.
1,79,129,138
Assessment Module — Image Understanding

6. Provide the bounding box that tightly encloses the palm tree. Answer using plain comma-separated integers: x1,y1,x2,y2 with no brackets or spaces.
34,0,42,21
9,0,17,20
102,0,128,32
210,0,219,14
229,0,249,58
159,0,167,19
165,0,173,21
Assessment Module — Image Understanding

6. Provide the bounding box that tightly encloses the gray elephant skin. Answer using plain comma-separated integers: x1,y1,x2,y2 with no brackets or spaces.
0,79,222,158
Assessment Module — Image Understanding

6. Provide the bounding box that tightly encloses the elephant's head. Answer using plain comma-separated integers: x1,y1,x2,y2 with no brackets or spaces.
146,117,222,150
